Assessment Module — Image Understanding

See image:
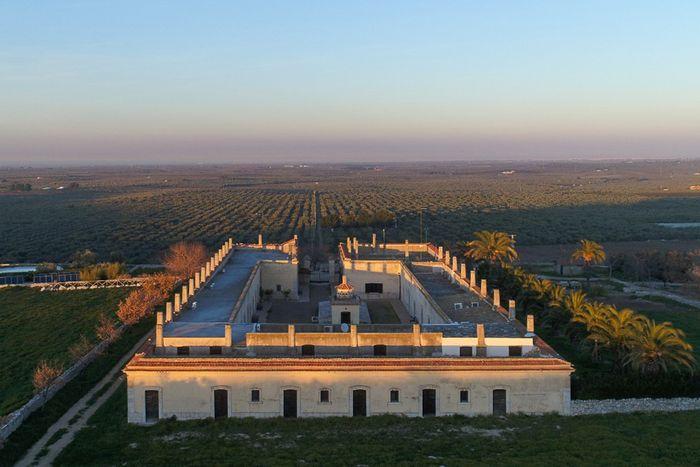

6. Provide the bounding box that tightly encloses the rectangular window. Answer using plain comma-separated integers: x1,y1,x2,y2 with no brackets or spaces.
460,390,469,403
251,389,260,402
209,346,222,355
508,346,522,356
390,389,400,403
364,283,383,294
459,346,473,357
176,346,190,355
145,390,159,422
276,284,282,291
476,346,487,357
320,389,330,403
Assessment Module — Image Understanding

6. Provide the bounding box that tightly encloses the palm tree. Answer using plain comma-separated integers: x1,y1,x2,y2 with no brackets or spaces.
465,231,518,269
587,306,644,371
571,239,606,285
626,318,696,375
571,301,609,359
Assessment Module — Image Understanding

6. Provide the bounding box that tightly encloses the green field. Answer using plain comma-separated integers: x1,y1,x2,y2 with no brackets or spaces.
0,287,130,415
56,383,700,466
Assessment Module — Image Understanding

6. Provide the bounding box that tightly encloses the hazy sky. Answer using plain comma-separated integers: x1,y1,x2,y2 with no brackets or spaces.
1,1,699,164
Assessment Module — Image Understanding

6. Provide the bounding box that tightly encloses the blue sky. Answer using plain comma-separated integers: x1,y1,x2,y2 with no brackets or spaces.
1,1,699,163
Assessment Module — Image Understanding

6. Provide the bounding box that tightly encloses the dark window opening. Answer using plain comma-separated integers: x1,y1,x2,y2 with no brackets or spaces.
341,311,351,324
145,390,159,422
320,389,330,403
460,390,469,403
276,284,282,291
209,346,222,355
177,346,190,355
459,346,473,357
508,346,522,356
476,346,487,357
365,283,383,294
390,389,400,403
301,344,315,356
251,389,261,402
373,344,387,356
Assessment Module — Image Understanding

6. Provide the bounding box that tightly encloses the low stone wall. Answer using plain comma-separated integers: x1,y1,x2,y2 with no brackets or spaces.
571,397,700,416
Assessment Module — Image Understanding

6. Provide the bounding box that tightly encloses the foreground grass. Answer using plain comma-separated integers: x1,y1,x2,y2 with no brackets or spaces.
0,287,131,415
0,318,153,466
56,384,700,466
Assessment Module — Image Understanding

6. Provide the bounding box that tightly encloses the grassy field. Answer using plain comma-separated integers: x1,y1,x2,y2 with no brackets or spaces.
55,383,700,466
0,287,130,415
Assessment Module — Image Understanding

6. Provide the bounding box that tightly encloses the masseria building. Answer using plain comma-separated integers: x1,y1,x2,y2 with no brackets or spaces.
124,235,573,423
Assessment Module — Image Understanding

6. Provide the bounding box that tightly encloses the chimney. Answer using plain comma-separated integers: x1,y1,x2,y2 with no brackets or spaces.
480,279,487,297
181,285,188,305
452,256,458,272
155,311,164,347
224,323,232,347
493,289,500,308
445,250,450,265
438,246,443,259
476,323,486,347
350,324,358,347
258,233,263,247
165,302,173,322
288,324,296,349
508,300,516,321
526,315,535,336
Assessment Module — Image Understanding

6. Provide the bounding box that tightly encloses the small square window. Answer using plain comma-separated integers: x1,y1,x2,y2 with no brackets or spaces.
476,346,487,357
177,346,190,355
276,284,282,291
209,346,222,355
320,389,330,403
459,346,473,357
460,390,469,403
251,389,260,402
508,346,522,356
390,389,400,403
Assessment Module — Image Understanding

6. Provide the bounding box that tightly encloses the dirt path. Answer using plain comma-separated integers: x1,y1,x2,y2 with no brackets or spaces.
16,331,153,467
537,275,700,309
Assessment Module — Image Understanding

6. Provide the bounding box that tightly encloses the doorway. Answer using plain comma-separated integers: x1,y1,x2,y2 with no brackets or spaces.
422,389,436,417
214,389,228,419
352,389,367,416
283,389,298,418
145,390,159,422
493,389,507,415
341,311,351,324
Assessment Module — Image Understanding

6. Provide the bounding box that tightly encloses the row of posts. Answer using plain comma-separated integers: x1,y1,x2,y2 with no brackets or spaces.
156,237,234,347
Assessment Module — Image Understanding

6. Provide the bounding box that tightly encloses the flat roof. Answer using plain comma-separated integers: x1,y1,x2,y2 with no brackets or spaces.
164,248,287,337
410,264,511,325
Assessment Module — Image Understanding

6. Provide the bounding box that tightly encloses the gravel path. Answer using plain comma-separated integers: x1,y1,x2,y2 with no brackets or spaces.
572,397,700,416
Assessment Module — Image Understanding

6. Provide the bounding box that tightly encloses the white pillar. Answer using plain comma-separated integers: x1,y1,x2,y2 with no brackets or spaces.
174,294,181,313
258,233,263,247
165,302,173,322
460,263,466,279
181,285,188,305
188,278,195,297
493,289,500,308
508,300,516,321
155,312,164,347
195,272,201,290
480,279,487,297
452,256,457,272
470,270,476,288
